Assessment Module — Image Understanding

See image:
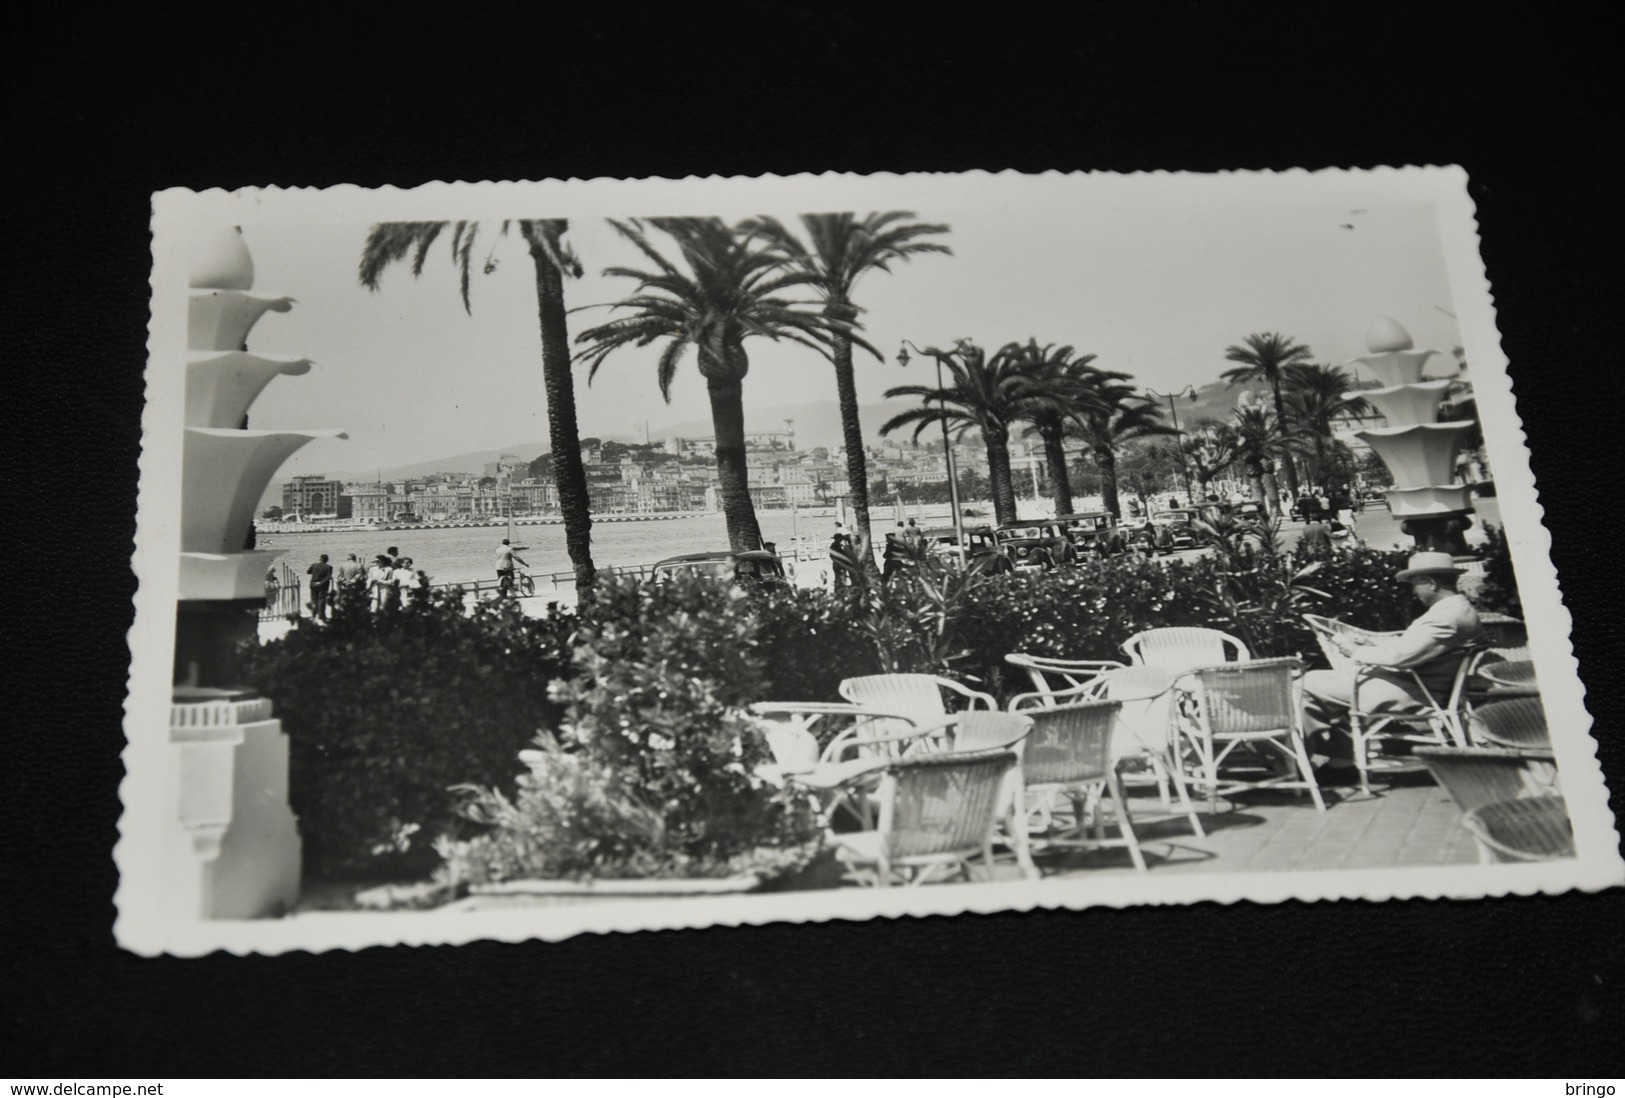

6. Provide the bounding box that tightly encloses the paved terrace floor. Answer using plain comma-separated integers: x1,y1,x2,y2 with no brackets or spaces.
420,766,1484,915
980,765,1480,882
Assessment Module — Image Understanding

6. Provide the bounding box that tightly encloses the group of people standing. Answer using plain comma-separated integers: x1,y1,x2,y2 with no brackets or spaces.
299,546,429,618
880,519,927,583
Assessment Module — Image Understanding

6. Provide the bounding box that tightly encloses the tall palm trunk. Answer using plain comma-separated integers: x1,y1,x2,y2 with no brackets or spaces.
1262,467,1282,517
984,427,1018,526
1040,427,1074,516
524,220,596,591
701,366,762,552
1269,378,1301,497
1245,463,1269,512
827,313,873,561
1096,447,1122,519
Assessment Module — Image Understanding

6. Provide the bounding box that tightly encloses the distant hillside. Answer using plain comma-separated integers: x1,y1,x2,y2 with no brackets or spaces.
257,399,906,512
259,388,1251,512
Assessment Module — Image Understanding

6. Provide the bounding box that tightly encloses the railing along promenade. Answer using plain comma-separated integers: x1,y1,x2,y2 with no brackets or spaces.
259,549,832,621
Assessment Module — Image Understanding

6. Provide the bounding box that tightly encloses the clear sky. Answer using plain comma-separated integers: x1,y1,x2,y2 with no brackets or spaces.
242,197,1463,478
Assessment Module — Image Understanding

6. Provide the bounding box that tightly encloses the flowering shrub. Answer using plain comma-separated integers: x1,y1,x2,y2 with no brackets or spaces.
237,587,577,878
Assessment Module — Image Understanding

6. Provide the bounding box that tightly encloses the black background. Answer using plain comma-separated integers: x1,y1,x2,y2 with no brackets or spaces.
8,1,1622,1078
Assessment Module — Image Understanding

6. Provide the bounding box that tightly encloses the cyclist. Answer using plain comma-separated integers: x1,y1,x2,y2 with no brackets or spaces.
496,538,529,597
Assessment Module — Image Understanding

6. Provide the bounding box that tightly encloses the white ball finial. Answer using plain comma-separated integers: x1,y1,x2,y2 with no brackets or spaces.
189,226,255,290
1366,315,1414,353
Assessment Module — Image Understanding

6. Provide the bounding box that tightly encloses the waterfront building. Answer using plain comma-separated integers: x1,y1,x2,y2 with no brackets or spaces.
282,474,343,517
343,484,390,523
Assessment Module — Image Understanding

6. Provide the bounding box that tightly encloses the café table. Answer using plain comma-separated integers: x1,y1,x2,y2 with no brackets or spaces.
1096,665,1206,838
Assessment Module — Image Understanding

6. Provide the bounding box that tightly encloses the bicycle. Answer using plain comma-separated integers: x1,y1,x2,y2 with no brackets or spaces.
496,568,536,598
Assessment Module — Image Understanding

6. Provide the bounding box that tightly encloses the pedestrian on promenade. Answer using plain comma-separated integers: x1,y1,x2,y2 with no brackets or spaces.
495,538,527,597
829,526,857,590
1299,517,1333,559
334,553,364,611
1303,552,1485,762
1331,487,1355,529
369,554,397,612
306,553,334,619
903,518,923,559
395,557,423,607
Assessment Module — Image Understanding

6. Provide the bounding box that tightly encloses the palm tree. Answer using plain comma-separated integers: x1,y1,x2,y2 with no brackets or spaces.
1181,419,1238,497
879,339,1048,526
359,220,597,590
1229,406,1299,516
744,213,951,558
1222,332,1314,497
1001,339,1105,518
1283,363,1370,491
1064,373,1177,520
574,218,842,553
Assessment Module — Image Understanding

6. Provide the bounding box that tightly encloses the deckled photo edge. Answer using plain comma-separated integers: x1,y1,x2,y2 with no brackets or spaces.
118,168,1622,958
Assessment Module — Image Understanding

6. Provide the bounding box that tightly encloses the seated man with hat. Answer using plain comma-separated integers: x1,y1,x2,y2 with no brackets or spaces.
1304,551,1486,758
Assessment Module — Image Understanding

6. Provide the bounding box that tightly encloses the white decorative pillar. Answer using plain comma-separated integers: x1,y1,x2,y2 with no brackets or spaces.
1351,315,1477,555
166,226,343,919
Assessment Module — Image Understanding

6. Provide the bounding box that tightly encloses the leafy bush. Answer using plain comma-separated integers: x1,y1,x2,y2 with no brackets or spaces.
450,573,823,882
442,733,822,885
949,539,1422,700
752,585,882,701
238,588,577,878
1470,524,1523,618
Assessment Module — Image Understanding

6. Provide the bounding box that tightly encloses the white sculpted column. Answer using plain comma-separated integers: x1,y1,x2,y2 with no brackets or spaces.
165,227,344,919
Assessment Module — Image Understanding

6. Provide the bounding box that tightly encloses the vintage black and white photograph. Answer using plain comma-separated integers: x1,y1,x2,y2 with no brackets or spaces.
117,168,1623,955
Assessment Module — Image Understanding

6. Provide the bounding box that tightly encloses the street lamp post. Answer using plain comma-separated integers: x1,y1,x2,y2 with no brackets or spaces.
897,340,964,554
1146,385,1198,504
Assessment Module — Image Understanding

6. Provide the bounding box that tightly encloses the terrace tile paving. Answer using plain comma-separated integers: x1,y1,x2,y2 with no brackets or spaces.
991,768,1482,880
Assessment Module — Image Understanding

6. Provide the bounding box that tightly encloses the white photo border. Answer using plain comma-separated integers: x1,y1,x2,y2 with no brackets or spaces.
117,166,1625,956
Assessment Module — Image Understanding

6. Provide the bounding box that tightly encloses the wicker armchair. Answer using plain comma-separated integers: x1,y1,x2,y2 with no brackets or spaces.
1414,746,1560,814
1017,700,1148,870
746,702,919,781
1178,657,1325,813
838,674,996,734
1123,627,1250,675
1004,653,1126,702
1461,795,1575,863
830,750,1020,887
1345,648,1481,795
1010,672,1206,839
1468,696,1549,749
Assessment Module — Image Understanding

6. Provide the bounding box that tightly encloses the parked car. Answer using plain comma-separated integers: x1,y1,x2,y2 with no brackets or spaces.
651,549,789,588
1148,508,1202,552
995,519,1078,571
919,525,1014,575
1055,511,1126,555
1229,500,1268,524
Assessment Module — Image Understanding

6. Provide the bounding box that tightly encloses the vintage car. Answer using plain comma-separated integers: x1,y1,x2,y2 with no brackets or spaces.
1054,511,1126,554
995,519,1078,571
919,525,1015,575
651,549,788,588
1147,508,1203,552
1229,499,1268,524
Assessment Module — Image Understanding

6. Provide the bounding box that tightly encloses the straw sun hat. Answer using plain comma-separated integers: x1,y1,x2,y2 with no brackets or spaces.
1396,551,1465,581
